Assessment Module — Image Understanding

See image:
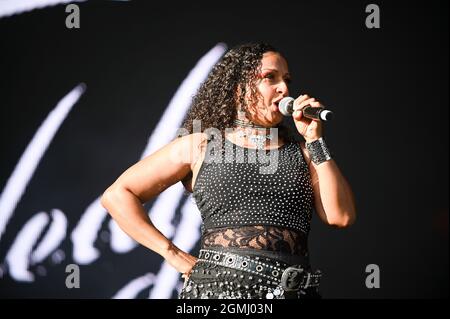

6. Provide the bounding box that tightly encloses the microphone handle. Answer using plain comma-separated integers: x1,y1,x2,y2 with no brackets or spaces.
302,106,325,120
302,105,333,121
282,99,333,121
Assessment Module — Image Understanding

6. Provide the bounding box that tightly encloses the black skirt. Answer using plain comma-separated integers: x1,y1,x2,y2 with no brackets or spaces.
178,247,322,299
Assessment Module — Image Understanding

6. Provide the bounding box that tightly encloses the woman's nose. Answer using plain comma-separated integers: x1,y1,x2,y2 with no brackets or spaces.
277,81,289,95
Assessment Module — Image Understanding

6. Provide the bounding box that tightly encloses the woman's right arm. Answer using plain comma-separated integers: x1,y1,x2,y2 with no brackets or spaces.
101,133,206,275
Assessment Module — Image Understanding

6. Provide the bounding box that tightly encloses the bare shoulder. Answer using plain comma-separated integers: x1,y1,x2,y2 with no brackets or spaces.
107,132,209,202
173,132,209,166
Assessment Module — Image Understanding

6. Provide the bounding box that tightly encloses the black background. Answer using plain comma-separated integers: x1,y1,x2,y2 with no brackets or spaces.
0,0,448,298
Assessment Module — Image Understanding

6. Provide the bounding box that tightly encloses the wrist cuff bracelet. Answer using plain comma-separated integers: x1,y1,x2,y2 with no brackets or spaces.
305,137,332,165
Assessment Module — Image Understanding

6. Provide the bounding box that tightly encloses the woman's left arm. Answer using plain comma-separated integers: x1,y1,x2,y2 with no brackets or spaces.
300,144,357,227
293,94,357,227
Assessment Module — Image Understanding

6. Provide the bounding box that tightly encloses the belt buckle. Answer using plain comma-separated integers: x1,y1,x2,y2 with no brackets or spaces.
280,266,305,291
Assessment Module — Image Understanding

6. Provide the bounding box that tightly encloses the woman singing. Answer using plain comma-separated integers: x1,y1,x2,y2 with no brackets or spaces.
101,43,356,299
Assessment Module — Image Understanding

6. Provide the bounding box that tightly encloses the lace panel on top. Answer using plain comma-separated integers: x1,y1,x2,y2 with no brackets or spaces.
202,225,308,256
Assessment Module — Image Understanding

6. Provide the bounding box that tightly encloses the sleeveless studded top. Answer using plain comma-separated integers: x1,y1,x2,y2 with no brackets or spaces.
192,137,314,256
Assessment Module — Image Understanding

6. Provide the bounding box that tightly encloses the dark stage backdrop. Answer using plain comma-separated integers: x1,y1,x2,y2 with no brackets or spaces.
0,0,447,299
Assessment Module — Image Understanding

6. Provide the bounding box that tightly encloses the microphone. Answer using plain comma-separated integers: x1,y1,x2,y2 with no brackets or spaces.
278,97,334,121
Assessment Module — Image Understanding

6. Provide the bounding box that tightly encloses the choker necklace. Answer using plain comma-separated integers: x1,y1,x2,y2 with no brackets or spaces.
233,119,274,150
233,118,268,129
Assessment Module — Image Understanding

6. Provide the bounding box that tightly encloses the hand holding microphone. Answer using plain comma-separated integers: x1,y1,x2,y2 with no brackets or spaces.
278,94,330,143
279,96,333,121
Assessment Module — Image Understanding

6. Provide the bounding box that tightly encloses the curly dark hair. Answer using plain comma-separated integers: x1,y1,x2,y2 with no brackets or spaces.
181,43,296,143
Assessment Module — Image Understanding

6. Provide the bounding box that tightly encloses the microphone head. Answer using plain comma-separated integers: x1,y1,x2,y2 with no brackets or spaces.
320,110,334,121
278,97,295,116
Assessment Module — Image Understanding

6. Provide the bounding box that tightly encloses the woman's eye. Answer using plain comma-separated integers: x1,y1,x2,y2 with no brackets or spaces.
264,74,274,80
284,78,292,84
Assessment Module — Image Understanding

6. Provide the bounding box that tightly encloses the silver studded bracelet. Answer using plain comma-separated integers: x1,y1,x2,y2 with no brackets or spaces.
305,137,332,165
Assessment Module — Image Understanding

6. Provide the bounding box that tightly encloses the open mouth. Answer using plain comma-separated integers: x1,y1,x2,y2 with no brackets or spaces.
272,102,280,112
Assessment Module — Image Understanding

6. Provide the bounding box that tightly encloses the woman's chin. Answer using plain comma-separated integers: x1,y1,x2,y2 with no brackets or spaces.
272,112,284,124
250,108,283,127
265,115,283,127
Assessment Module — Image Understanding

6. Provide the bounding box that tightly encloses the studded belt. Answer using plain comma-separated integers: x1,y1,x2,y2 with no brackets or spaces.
198,249,321,295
